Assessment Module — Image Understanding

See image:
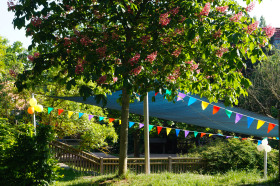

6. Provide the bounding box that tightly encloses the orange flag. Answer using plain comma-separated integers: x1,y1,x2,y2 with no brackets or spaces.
267,123,276,133
58,109,64,115
201,133,206,137
213,106,220,115
109,118,115,123
157,126,163,135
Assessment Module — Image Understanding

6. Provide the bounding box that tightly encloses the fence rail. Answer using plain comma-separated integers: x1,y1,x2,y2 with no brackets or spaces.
50,140,206,175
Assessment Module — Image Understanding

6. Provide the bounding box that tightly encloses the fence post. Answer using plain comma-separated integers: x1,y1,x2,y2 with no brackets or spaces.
168,156,172,172
100,157,104,175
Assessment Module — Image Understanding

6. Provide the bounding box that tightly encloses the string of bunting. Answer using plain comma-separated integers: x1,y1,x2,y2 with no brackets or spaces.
43,105,279,144
176,92,278,134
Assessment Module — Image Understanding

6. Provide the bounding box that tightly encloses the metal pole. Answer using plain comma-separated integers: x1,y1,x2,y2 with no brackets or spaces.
264,150,267,179
32,93,36,135
144,93,150,174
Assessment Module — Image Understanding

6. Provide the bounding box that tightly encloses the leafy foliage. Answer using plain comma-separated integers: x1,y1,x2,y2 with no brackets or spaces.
0,119,60,185
188,138,278,174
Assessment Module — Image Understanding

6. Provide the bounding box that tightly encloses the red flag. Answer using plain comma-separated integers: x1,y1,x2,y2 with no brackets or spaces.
58,109,64,115
241,138,247,140
267,123,276,133
201,133,206,137
109,118,115,123
213,106,220,115
157,126,163,135
155,92,159,96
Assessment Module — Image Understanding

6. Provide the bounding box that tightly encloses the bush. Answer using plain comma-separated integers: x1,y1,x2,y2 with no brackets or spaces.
188,138,278,174
0,119,60,185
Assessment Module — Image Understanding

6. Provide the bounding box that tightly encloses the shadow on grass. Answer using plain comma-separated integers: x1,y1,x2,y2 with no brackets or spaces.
56,167,123,185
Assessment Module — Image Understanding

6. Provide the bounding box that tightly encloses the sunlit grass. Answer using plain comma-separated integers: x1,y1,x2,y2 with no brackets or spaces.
51,168,278,186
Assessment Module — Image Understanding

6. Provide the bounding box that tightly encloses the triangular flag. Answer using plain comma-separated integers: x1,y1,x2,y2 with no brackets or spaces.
277,137,279,140
226,136,232,139
177,92,186,101
78,112,84,118
194,131,198,137
48,107,54,114
157,126,163,135
166,89,172,95
209,134,213,137
119,120,121,125
234,136,239,138
149,125,154,132
139,123,144,128
258,140,262,145
257,120,265,129
247,117,254,128
235,113,243,124
201,101,209,110
175,129,180,137
58,109,64,115
129,122,135,128
68,111,74,118
242,138,247,140
155,92,159,96
201,133,206,137
109,118,115,123
99,117,104,121
213,106,220,115
267,123,276,133
273,137,276,139
188,97,197,106
166,128,172,136
184,130,189,137
225,110,232,118
88,115,94,121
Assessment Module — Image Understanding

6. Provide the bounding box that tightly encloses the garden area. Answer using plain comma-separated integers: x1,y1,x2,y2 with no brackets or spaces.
1,0,280,185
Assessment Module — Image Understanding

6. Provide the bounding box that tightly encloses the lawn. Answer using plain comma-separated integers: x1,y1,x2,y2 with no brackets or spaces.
51,168,279,186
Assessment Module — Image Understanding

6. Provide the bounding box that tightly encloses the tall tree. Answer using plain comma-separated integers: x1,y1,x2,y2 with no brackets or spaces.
9,0,273,175
259,15,267,27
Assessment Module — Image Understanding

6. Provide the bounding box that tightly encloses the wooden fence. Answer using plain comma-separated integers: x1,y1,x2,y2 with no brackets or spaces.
50,140,206,175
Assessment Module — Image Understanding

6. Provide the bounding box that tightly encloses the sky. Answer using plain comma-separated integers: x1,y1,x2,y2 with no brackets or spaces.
1,0,280,49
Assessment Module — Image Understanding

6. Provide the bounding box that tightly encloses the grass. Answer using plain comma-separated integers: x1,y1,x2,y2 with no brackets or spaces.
51,168,279,186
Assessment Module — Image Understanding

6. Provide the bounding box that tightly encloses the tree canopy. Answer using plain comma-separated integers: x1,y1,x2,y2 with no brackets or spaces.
9,0,274,175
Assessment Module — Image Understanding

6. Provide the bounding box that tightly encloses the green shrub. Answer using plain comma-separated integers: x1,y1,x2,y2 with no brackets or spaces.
188,138,278,174
0,119,60,185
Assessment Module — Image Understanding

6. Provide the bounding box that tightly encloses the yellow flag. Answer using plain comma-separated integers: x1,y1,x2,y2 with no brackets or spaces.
119,120,121,125
256,120,265,129
201,101,209,110
273,137,276,140
166,128,172,136
68,111,74,118
209,134,213,137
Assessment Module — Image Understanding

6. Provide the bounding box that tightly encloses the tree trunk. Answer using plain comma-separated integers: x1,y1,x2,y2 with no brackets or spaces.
118,86,130,176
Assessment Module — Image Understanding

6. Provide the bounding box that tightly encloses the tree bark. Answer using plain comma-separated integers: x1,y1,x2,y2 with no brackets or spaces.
118,86,130,176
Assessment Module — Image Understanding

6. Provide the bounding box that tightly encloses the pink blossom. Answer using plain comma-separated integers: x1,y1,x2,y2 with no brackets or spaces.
179,15,186,23
7,0,16,11
200,3,211,16
170,7,180,16
213,30,222,39
145,51,158,63
196,69,200,74
245,2,255,12
262,25,276,38
34,52,40,58
216,47,229,58
130,66,143,76
161,37,171,45
75,64,84,74
229,12,243,22
216,6,228,13
112,32,119,40
65,5,73,11
159,13,171,26
27,55,34,62
185,60,194,65
64,37,71,47
245,21,259,34
141,35,151,45
128,53,141,66
80,36,92,46
31,17,42,27
96,46,107,58
97,75,107,84
172,48,182,58
9,69,17,77
174,28,184,35
113,77,118,83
